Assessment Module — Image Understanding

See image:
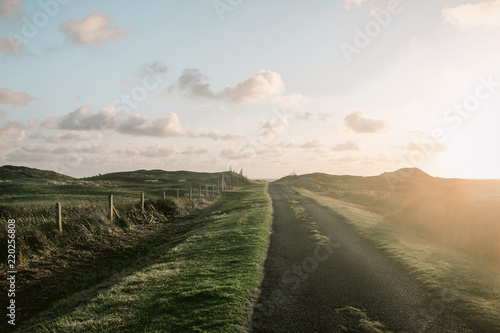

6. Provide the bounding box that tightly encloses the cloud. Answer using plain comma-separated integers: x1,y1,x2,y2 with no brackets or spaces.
62,14,127,46
46,106,181,137
41,106,240,140
0,36,24,53
223,70,285,103
0,88,33,106
332,140,360,151
54,105,118,130
317,112,334,121
299,139,323,149
5,143,88,165
443,1,500,30
21,143,53,154
0,0,23,18
181,146,208,155
220,148,254,160
115,145,177,159
46,131,91,143
0,121,25,148
140,145,176,158
0,109,5,118
258,117,288,141
118,113,182,137
278,93,306,111
170,69,285,103
171,68,216,99
294,111,313,121
343,110,390,134
137,61,168,78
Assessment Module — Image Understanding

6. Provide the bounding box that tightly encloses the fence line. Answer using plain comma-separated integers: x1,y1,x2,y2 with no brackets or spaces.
53,175,236,232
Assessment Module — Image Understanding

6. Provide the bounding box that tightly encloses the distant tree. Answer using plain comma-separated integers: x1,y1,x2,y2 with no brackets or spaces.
290,171,297,176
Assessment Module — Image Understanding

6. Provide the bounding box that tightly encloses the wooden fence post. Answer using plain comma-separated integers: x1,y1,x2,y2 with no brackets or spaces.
109,194,114,222
205,185,208,197
189,187,192,201
163,191,166,200
141,192,145,212
199,185,202,199
55,202,62,232
217,181,220,194
212,185,215,197
176,189,179,200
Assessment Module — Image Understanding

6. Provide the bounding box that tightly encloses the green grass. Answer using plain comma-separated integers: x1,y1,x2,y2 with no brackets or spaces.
292,187,500,331
23,182,272,333
284,194,329,245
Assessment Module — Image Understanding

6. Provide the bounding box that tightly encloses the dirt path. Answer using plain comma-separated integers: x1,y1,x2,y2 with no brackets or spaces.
251,183,475,332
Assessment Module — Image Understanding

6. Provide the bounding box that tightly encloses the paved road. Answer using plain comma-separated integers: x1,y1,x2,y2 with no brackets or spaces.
251,183,475,333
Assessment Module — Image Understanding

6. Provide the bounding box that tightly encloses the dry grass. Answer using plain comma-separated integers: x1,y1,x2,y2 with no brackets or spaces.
293,187,500,331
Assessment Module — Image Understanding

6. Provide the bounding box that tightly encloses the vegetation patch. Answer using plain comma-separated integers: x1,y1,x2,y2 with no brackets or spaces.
336,306,392,333
286,197,329,245
20,182,272,332
293,187,500,331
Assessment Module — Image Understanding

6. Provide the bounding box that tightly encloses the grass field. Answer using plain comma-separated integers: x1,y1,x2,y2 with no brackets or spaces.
19,182,272,332
0,168,242,260
292,186,500,331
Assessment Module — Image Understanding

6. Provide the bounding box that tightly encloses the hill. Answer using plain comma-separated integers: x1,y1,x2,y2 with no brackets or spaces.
85,169,239,184
0,165,75,181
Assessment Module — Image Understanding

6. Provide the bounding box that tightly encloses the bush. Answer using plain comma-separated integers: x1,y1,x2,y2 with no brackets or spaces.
143,198,179,221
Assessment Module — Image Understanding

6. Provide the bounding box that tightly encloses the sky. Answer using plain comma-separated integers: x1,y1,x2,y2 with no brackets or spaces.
1,0,500,179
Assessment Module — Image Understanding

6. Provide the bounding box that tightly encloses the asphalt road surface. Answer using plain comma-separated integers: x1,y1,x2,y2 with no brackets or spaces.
250,183,475,333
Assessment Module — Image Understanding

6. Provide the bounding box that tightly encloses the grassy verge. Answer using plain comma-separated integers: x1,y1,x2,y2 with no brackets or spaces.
23,182,272,332
292,187,500,331
283,194,329,245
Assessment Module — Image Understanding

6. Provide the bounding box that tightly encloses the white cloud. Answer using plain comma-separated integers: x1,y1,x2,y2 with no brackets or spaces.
299,139,323,149
46,131,90,143
223,70,285,103
57,105,118,131
0,88,33,106
317,112,334,121
343,110,390,134
0,109,5,118
171,68,215,99
443,1,500,30
220,148,254,160
0,0,23,18
0,121,25,148
62,14,127,46
137,145,177,158
118,113,182,137
41,106,239,140
21,143,52,154
258,117,288,141
278,93,306,113
170,69,285,103
181,146,209,156
294,111,313,121
332,140,360,151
